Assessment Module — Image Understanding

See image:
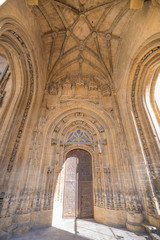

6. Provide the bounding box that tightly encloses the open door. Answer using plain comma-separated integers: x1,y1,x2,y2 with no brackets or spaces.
63,149,93,218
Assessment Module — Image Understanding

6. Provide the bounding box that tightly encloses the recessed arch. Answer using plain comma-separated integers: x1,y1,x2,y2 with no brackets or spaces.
127,36,160,222
0,18,39,226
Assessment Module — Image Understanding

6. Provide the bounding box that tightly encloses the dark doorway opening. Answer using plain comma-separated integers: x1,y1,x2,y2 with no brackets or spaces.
63,149,93,219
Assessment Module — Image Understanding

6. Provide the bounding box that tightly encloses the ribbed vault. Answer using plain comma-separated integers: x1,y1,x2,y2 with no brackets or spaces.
29,0,132,90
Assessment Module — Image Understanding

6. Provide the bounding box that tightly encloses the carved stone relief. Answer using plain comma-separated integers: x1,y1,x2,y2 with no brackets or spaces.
47,75,111,106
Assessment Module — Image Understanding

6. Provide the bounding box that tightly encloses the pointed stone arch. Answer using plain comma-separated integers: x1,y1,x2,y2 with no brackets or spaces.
0,18,40,229
126,35,160,226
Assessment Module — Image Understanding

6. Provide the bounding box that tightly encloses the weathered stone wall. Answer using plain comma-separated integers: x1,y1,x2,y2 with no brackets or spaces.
0,0,160,238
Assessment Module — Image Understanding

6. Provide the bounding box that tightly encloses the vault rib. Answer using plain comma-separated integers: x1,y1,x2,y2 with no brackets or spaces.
51,3,69,29
53,0,79,14
83,46,100,62
47,38,55,73
107,39,113,73
62,46,79,58
83,58,111,84
48,34,67,79
94,36,111,80
51,58,79,78
38,3,57,32
85,15,94,32
84,1,115,14
59,35,69,58
95,4,114,31
69,32,80,44
109,2,129,32
69,15,81,31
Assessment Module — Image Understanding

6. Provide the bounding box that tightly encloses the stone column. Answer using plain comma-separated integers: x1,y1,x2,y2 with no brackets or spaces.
126,211,144,232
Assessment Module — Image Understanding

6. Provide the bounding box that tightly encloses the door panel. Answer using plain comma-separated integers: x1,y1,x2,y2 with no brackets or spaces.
63,156,77,217
78,150,93,218
79,181,93,218
63,149,93,218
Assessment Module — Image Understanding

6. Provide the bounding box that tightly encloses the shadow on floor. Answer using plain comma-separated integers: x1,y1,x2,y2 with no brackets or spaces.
9,219,150,240
9,227,92,240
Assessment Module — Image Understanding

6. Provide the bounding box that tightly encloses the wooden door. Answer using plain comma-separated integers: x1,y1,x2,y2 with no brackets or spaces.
63,154,77,217
78,149,93,218
63,149,93,218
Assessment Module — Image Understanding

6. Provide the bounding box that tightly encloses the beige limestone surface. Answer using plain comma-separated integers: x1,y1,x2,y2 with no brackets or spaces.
0,0,160,239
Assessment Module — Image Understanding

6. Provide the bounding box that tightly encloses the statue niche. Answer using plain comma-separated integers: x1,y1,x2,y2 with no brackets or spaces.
61,77,72,98
48,82,57,95
88,79,99,100
43,82,58,110
74,76,87,98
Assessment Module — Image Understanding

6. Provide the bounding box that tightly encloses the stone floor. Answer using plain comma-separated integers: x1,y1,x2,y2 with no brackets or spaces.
9,219,150,240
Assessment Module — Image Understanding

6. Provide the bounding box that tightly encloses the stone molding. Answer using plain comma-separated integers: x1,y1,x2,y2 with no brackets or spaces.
6,30,35,173
131,45,160,216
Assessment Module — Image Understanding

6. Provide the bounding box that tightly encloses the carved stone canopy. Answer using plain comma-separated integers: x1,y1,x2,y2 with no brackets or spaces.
47,74,111,98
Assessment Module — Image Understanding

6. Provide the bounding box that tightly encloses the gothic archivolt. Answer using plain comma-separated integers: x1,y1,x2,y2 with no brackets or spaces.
0,19,39,235
126,38,160,220
0,21,38,174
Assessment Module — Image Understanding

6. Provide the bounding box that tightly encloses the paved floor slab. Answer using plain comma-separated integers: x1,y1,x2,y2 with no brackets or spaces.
9,219,150,240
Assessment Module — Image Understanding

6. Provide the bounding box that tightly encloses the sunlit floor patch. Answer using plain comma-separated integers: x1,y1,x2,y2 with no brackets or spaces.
10,219,150,240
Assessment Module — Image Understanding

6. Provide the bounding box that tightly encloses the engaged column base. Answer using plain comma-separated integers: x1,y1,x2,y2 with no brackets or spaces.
126,212,145,233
